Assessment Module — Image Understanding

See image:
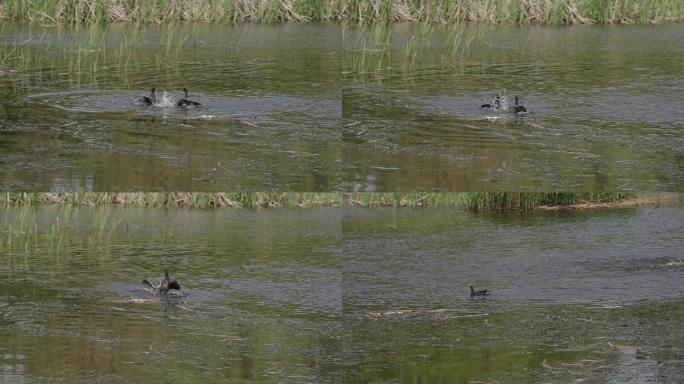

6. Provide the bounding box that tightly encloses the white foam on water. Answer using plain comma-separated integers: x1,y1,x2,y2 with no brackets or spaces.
155,89,177,107
663,259,683,267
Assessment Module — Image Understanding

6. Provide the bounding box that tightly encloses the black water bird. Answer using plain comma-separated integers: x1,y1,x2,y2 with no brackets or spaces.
470,285,489,297
135,87,156,106
176,88,202,107
481,95,501,109
510,96,527,114
142,270,182,296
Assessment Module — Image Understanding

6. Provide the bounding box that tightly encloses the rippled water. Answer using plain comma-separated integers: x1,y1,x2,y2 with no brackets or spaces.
3,24,684,192
1,206,682,382
343,24,684,191
0,23,341,191
0,207,342,382
342,206,684,382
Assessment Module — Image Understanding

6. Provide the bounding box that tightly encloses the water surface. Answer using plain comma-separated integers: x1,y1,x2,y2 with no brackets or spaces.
0,207,342,382
0,23,342,191
343,24,684,191
342,206,684,383
2,205,682,382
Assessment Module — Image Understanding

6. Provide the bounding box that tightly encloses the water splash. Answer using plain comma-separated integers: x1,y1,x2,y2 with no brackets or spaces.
499,93,511,111
663,258,683,267
155,89,178,108
481,91,525,114
481,90,510,113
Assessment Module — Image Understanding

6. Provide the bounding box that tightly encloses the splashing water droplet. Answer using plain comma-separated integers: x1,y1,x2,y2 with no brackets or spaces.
156,90,176,107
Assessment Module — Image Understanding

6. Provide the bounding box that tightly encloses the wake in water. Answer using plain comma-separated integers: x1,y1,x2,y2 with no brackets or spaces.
136,88,202,108
481,91,527,115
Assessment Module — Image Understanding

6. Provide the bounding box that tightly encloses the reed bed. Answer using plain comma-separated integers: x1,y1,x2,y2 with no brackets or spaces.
1,192,641,211
345,22,478,80
342,0,683,24
0,204,121,258
0,23,199,89
1,192,342,208
0,0,681,24
0,0,336,24
345,192,638,210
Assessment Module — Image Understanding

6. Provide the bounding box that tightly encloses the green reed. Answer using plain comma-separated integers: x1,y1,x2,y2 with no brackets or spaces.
0,205,129,260
2,0,680,24
345,192,638,211
0,23,194,90
0,193,644,210
343,0,683,24
346,23,392,80
345,22,480,80
0,0,330,24
0,193,342,208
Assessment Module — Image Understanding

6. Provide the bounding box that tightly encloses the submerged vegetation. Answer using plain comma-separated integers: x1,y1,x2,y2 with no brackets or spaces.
0,23,210,89
0,192,647,211
345,22,478,79
0,204,122,258
0,0,681,24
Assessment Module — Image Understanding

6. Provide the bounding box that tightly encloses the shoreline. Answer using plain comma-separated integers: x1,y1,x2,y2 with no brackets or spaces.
3,192,681,211
535,192,684,211
1,1,682,25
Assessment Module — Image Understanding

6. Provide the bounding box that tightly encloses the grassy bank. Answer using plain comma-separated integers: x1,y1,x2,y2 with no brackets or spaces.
0,191,671,258
0,192,648,211
0,0,681,24
1,192,342,208
345,192,640,210
344,0,684,24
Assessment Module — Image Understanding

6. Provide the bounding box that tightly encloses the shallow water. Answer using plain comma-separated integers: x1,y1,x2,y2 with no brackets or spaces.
343,24,684,191
1,206,682,382
3,24,684,192
0,23,341,191
0,207,342,382
342,206,684,383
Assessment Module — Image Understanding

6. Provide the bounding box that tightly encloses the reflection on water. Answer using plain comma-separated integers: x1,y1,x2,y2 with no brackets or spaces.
343,24,684,191
1,206,682,382
0,23,342,191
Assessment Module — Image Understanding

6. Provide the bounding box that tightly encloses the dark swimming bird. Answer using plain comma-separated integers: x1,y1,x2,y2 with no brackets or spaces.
142,270,182,296
481,95,501,109
470,285,489,297
176,88,202,107
135,87,156,106
510,96,527,114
